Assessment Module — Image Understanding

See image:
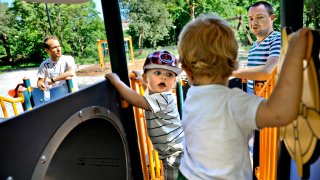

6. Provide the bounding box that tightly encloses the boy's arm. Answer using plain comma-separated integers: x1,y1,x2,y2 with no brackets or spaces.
105,73,151,111
256,28,310,128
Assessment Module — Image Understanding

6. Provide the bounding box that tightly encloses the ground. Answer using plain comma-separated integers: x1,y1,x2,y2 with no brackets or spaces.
76,59,145,76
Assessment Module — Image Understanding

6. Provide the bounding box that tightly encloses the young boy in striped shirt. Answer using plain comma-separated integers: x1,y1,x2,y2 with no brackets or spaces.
105,50,184,180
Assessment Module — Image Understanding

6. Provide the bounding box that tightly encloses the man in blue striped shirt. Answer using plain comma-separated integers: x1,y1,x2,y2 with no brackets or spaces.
233,1,281,93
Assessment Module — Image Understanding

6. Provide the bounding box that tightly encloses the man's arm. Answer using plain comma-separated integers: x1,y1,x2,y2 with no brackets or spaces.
232,56,279,80
105,73,151,111
51,64,76,83
52,56,76,83
37,62,47,90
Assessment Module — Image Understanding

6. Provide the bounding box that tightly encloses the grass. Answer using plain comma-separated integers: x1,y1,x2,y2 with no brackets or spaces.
76,57,101,65
0,63,39,74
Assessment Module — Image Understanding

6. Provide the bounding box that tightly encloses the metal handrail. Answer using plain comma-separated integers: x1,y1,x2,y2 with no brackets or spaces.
254,67,278,180
128,72,164,180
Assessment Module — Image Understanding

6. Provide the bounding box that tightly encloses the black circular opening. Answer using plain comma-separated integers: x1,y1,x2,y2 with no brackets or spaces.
44,118,127,180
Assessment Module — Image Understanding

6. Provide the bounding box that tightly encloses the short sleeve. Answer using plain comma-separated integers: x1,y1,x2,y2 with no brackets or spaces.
66,56,76,69
228,89,264,130
144,92,175,114
37,61,46,79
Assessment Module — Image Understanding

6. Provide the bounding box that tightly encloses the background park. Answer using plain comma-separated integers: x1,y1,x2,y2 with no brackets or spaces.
0,0,319,73
0,1,319,179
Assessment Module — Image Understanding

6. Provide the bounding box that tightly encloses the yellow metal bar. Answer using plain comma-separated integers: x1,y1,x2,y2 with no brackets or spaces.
97,39,105,68
0,99,8,118
154,150,161,177
98,38,134,67
128,36,135,63
0,95,24,118
253,66,278,180
0,95,24,103
147,137,156,179
127,73,167,179
129,72,164,179
129,75,149,180
11,102,19,116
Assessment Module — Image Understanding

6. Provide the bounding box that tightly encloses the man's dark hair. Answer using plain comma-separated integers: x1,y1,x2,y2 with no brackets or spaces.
249,1,274,15
43,35,58,49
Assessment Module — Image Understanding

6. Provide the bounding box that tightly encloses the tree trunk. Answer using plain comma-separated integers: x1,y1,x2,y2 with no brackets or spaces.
190,0,195,20
313,3,319,30
138,33,143,49
185,0,195,20
0,34,13,65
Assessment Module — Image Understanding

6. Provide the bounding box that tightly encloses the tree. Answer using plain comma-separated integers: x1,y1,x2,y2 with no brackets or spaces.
125,0,172,49
5,0,105,64
305,0,320,30
48,2,105,57
0,2,15,65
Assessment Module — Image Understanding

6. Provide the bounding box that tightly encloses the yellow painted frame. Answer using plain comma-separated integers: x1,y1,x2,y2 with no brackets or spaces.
97,36,134,68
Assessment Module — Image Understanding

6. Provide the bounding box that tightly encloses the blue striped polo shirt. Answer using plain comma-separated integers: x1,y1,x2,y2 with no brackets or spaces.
247,31,281,92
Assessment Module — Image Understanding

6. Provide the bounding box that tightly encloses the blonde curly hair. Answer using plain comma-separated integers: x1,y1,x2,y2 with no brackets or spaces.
178,14,238,82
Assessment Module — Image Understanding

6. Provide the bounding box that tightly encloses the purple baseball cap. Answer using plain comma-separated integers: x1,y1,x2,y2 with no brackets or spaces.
143,50,182,75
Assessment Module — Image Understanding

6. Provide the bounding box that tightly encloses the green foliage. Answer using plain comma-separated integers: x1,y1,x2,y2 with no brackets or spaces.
0,0,105,66
124,0,172,49
1,0,319,68
75,56,99,65
0,2,15,65
304,0,320,29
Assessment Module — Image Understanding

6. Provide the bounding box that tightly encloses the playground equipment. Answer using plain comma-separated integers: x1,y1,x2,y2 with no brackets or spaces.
0,92,25,118
97,36,134,68
0,0,144,179
129,72,164,180
0,78,75,118
1,0,320,179
252,28,320,180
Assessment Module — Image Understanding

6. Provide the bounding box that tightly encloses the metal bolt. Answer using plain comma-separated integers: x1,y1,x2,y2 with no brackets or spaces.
107,110,110,115
6,176,13,180
79,111,82,117
40,155,46,164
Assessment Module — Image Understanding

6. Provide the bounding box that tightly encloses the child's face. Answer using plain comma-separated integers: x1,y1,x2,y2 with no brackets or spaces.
143,68,176,94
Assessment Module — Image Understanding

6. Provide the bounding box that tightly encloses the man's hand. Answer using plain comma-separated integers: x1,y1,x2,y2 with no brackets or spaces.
39,82,46,91
37,78,46,91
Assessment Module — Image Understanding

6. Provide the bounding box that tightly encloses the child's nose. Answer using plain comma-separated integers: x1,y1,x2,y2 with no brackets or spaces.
161,75,167,79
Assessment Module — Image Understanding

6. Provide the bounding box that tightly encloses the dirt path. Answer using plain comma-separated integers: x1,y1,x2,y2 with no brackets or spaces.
76,59,145,76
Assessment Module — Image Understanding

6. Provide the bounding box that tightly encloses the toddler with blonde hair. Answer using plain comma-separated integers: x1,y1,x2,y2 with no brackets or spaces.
177,14,309,179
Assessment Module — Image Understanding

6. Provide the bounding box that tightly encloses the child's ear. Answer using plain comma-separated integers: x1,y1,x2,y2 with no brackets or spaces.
142,73,148,83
